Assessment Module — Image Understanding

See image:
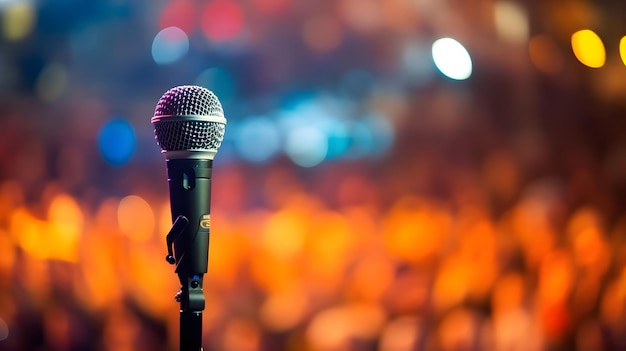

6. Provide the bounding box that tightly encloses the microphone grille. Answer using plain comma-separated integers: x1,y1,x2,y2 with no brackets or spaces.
153,119,225,152
154,85,224,117
152,85,226,159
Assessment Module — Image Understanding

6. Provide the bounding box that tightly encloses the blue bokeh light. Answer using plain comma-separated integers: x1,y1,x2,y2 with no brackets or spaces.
234,116,281,163
326,120,351,160
97,118,136,166
151,26,189,65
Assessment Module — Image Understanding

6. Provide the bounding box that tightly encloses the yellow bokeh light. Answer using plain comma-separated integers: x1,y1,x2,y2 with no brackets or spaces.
262,208,307,260
9,193,83,263
47,193,83,262
571,29,606,68
620,36,626,66
2,2,35,41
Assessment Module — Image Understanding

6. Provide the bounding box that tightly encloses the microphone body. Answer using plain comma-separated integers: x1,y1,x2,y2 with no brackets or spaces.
167,158,212,278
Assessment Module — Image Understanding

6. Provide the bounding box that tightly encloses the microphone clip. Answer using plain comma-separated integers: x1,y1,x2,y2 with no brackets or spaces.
165,215,189,265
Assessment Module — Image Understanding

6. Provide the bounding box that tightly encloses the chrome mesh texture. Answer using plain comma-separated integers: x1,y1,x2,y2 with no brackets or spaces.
152,86,226,152
153,120,225,151
154,85,224,118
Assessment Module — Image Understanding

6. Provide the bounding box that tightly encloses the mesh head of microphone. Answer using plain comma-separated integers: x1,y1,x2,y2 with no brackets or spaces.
152,86,226,157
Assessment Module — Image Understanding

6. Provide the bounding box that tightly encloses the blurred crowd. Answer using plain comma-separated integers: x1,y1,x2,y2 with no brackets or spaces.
1,0,626,350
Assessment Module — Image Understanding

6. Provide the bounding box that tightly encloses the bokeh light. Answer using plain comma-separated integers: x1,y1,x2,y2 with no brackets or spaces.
339,0,381,34
97,118,136,166
117,195,155,242
494,1,530,45
325,120,351,160
159,0,197,34
432,37,473,80
151,26,189,65
234,116,281,163
529,34,564,75
201,0,245,42
1,1,35,41
571,29,606,68
10,192,83,262
620,35,626,66
35,63,68,102
285,125,328,167
47,193,83,262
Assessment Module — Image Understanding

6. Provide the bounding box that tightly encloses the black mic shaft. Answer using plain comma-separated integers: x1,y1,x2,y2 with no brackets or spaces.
167,158,213,276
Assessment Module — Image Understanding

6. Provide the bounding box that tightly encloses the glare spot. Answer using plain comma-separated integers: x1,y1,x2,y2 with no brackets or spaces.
432,37,472,80
494,1,529,45
151,26,189,65
234,116,281,163
571,29,605,68
285,126,327,168
97,118,136,166
2,1,35,41
36,63,68,102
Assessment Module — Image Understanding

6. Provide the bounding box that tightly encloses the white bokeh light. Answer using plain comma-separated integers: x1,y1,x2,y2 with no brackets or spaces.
285,126,328,168
431,37,473,80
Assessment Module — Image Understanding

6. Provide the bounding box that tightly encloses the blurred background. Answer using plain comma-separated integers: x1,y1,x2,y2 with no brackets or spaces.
0,0,626,350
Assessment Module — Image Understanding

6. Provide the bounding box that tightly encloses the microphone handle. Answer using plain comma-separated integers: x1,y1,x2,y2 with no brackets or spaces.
167,158,213,281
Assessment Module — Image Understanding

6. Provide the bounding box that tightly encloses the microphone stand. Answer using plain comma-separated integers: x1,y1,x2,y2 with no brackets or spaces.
177,276,204,351
165,215,205,351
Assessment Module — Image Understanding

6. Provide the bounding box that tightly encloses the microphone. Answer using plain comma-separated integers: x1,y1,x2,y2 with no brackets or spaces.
151,85,226,350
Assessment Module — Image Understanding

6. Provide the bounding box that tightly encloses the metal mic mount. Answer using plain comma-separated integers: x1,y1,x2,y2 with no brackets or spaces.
164,215,205,351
